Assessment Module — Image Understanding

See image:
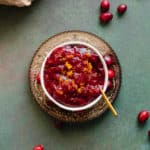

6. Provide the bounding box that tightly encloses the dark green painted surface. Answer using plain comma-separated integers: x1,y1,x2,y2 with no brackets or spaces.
0,0,150,149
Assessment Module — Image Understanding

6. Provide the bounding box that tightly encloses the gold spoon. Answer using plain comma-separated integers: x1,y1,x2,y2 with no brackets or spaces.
99,86,118,116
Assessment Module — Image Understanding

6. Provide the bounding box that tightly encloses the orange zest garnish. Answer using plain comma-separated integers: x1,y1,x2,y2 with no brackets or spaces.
72,80,78,89
59,76,63,82
77,86,84,94
83,61,93,73
62,57,66,61
77,88,82,93
83,68,87,72
67,70,73,77
66,54,74,59
65,79,69,84
80,82,84,86
85,52,91,57
56,89,63,95
87,62,92,73
65,61,72,69
83,60,88,64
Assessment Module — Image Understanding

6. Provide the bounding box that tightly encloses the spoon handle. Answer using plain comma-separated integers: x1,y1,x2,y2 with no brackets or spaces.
100,87,118,116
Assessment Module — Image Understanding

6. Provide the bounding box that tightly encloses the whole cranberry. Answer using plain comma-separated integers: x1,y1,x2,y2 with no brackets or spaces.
148,130,150,138
33,145,44,150
100,0,110,12
117,4,127,14
36,73,41,84
138,110,149,123
108,69,115,79
108,80,113,89
104,55,113,66
99,12,113,23
54,121,63,129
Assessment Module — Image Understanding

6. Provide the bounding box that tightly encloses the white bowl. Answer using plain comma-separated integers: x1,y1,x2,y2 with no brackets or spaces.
40,41,108,112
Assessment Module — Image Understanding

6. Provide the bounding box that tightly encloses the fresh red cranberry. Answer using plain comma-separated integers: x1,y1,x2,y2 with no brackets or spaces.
104,55,113,66
108,80,113,89
138,110,149,123
117,4,127,14
108,69,115,79
54,121,63,129
99,12,113,23
148,130,150,138
36,73,41,84
100,0,110,12
33,145,44,150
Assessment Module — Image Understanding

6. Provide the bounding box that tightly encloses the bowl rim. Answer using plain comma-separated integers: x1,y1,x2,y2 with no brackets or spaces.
40,41,108,111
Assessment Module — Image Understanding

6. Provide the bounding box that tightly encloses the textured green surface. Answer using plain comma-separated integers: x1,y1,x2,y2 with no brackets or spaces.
0,0,150,149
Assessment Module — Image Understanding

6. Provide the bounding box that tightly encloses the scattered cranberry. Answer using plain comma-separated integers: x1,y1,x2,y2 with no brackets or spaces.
108,80,113,89
108,69,115,79
33,145,44,150
36,73,41,84
54,121,63,129
117,4,127,15
100,0,110,12
138,110,149,123
99,12,113,23
148,130,150,138
104,55,113,66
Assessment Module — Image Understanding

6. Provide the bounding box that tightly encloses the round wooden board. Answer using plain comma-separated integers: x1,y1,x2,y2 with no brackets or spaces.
29,31,121,123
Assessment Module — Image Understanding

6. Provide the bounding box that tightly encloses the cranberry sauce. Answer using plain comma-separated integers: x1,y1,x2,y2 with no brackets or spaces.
44,44,105,107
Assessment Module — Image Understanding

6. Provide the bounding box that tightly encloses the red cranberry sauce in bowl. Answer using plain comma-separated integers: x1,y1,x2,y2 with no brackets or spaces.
41,42,108,111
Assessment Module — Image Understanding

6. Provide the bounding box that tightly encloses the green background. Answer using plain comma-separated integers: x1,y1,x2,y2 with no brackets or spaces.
0,0,150,149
